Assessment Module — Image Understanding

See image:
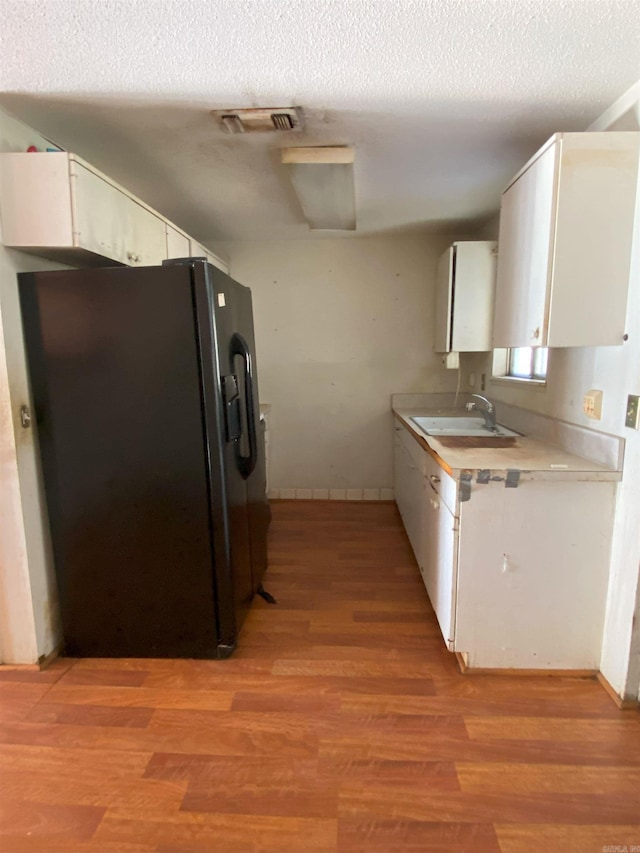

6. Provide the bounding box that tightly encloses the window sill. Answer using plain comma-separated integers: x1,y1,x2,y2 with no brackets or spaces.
491,375,547,389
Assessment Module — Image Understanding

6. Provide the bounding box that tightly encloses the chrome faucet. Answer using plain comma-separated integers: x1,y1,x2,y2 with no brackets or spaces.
466,394,496,430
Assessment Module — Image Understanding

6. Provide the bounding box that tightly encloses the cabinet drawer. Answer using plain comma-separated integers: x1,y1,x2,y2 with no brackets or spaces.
396,424,425,471
396,424,457,514
423,450,457,515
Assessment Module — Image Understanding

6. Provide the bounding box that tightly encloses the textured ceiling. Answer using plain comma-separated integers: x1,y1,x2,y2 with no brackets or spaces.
1,0,639,242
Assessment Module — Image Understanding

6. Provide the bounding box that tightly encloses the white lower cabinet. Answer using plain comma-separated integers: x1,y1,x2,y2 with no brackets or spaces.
421,474,457,647
394,424,616,669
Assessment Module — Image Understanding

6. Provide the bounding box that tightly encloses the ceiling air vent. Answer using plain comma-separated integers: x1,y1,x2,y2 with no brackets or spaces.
271,113,294,131
212,107,303,134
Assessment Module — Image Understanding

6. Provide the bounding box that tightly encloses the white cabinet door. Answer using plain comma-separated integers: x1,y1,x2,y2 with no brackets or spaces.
189,239,230,274
435,242,496,353
455,478,615,669
166,223,190,259
72,161,167,266
434,247,454,353
492,143,557,348
420,479,457,647
393,429,422,562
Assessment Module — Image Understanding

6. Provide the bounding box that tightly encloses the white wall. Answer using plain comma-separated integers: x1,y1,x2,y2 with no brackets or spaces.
0,109,67,663
225,235,457,497
462,85,640,700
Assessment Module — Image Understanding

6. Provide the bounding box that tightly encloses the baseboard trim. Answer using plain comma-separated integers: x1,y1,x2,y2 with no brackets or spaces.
269,488,395,502
597,671,639,710
455,652,598,679
0,642,62,672
271,498,396,505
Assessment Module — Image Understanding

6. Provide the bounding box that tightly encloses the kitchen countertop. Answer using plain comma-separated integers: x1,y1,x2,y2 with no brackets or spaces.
393,407,622,482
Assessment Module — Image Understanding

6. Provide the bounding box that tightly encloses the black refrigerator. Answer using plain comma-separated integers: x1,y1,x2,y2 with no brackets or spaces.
19,258,270,659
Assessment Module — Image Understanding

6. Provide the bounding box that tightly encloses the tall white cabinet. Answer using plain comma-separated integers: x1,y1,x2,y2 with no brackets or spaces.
493,131,640,348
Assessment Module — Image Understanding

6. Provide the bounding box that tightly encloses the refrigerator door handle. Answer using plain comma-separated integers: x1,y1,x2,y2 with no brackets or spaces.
230,332,257,479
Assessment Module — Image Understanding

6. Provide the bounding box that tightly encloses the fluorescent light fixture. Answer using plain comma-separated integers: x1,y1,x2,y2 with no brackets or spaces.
281,147,356,230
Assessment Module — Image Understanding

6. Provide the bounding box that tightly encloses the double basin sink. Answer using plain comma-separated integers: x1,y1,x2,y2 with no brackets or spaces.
411,415,522,439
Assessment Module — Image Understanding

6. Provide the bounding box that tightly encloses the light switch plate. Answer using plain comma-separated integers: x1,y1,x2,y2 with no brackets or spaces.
626,395,639,429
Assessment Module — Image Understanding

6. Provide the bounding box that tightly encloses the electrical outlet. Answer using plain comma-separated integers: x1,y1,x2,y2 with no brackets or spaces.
626,395,639,429
583,389,603,419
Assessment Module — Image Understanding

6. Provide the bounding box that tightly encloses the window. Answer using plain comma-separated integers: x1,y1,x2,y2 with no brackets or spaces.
508,347,548,380
491,347,548,384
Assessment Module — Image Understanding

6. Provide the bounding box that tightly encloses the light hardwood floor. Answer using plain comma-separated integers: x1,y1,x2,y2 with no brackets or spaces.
1,500,639,853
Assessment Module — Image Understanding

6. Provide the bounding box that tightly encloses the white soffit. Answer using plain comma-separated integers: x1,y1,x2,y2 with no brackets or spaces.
0,0,639,242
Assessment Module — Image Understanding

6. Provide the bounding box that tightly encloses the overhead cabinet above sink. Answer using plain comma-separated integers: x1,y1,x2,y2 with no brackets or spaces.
492,131,640,348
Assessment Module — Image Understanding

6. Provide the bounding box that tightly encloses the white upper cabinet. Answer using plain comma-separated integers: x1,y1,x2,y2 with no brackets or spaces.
166,223,191,259
0,152,167,267
0,151,231,274
492,132,640,348
189,238,230,275
434,241,497,353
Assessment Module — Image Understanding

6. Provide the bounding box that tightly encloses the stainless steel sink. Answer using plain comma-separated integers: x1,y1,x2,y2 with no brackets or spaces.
411,416,522,438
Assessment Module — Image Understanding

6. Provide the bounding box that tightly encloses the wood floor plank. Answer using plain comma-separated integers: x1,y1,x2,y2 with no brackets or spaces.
0,682,53,724
319,729,640,766
0,768,188,811
25,701,154,728
1,500,637,853
0,658,74,684
92,811,338,853
338,785,640,825
59,665,149,687
340,691,623,719
181,779,338,819
457,762,640,796
271,659,451,678
230,692,342,713
495,823,640,853
41,683,234,712
337,819,500,853
0,798,106,845
0,741,152,775
465,715,640,744
319,757,461,789
143,753,319,783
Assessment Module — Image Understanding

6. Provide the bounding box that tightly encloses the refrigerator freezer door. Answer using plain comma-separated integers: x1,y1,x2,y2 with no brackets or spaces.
230,278,271,593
